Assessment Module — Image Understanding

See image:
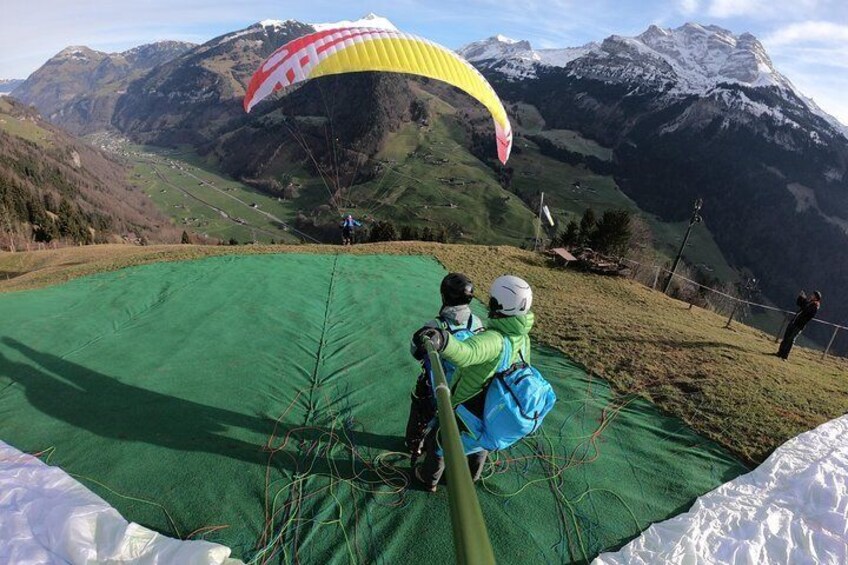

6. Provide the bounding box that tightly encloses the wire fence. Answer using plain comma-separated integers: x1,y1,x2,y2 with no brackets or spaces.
621,257,848,359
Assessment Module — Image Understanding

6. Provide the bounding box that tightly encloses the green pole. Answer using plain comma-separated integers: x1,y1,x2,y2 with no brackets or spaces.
425,342,496,565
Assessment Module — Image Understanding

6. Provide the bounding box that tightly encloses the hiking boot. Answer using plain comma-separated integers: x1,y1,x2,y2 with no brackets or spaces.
414,465,437,493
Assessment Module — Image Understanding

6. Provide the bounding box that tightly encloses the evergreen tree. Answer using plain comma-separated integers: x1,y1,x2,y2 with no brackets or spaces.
181,230,191,244
400,225,420,241
557,220,580,248
578,208,597,246
369,220,398,242
591,209,632,256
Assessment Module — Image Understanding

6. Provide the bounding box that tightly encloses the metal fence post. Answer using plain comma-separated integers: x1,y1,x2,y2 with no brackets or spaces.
725,302,738,328
823,326,840,359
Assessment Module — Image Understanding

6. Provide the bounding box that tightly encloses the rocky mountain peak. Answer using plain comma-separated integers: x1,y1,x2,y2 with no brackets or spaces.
120,41,196,68
627,23,783,91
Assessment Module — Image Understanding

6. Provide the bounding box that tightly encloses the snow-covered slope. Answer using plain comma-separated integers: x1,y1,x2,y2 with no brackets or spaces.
0,441,239,564
0,79,23,96
594,414,848,565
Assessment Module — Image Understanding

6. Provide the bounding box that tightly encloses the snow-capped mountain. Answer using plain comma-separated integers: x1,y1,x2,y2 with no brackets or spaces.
212,13,397,48
458,35,596,80
460,23,784,90
459,23,847,137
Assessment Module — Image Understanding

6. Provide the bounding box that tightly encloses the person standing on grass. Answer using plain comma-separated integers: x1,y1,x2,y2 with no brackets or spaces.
340,215,362,246
777,290,822,359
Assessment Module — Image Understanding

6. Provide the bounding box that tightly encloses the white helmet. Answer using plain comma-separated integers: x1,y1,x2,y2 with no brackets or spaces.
489,275,533,317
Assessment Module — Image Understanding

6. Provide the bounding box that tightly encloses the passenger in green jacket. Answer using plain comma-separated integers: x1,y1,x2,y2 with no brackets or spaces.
411,275,534,491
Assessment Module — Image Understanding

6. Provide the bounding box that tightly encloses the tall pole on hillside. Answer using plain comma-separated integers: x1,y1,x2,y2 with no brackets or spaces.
534,192,545,252
663,197,703,294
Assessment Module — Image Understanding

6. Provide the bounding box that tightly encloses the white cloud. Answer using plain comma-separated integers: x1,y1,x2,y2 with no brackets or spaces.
707,0,822,19
760,20,848,125
764,21,848,46
679,0,700,15
708,0,761,18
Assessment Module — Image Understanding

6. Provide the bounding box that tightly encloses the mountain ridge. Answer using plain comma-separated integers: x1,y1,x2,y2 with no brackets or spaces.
459,23,847,136
12,40,196,134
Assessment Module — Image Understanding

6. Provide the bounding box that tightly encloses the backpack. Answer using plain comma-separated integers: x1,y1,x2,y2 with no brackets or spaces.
455,335,557,452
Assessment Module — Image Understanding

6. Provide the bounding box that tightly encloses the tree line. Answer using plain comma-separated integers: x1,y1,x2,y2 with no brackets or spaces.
554,207,633,256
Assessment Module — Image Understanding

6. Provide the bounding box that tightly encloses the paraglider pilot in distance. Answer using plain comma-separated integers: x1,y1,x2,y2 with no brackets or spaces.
411,275,555,492
406,274,484,471
340,215,362,246
776,290,822,360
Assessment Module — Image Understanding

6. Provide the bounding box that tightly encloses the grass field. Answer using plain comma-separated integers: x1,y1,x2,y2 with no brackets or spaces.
534,129,614,161
2,242,845,466
88,135,305,245
0,98,52,146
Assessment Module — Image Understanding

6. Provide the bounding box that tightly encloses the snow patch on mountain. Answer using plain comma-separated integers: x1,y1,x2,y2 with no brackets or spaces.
0,79,23,95
56,46,96,62
312,13,397,32
221,14,397,47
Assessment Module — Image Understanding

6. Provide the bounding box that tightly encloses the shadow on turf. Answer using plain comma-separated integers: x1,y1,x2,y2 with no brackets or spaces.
1,338,404,483
605,335,749,351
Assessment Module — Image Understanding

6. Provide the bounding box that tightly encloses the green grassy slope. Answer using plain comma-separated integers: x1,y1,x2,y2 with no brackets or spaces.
92,135,304,244
0,98,53,146
315,88,539,245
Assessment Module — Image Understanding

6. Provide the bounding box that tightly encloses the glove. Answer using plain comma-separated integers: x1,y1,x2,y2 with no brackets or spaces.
411,327,448,360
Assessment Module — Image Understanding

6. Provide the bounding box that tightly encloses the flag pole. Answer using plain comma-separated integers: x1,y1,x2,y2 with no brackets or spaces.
534,191,545,252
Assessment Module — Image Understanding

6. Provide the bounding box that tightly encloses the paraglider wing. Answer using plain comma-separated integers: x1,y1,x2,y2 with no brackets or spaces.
243,27,513,164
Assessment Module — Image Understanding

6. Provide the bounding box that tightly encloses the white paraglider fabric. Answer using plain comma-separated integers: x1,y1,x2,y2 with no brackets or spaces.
594,414,848,565
0,440,242,564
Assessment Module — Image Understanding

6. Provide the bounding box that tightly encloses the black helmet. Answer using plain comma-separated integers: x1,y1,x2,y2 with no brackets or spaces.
813,290,822,301
440,273,474,306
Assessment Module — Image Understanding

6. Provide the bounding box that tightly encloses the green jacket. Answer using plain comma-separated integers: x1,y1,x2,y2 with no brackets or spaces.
441,312,534,406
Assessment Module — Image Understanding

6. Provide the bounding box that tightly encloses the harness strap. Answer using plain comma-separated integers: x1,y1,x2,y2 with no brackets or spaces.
438,314,478,335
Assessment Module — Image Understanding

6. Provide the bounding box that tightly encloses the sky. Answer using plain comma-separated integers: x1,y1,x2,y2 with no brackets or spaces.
2,0,848,122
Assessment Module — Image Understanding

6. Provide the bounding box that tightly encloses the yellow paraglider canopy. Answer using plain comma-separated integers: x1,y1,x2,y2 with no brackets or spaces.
244,27,513,163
